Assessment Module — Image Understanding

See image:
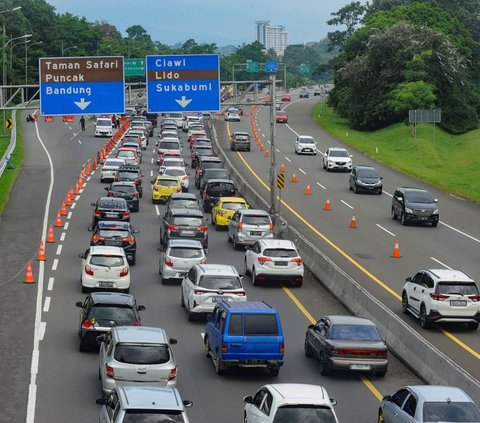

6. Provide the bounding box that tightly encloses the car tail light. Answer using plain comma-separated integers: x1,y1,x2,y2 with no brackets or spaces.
430,293,449,301
218,210,226,216
468,295,480,302
269,223,274,232
123,237,135,244
221,342,228,353
176,186,182,192
374,349,388,357
167,224,179,231
119,266,129,277
132,321,140,327
94,210,102,216
279,342,285,354
194,289,209,295
204,193,210,200
168,367,177,381
122,211,129,218
237,223,243,230
91,235,104,242
290,257,303,266
85,265,94,276
200,257,207,264
182,176,188,181
231,291,246,296
81,319,93,329
197,225,208,232
107,192,113,197
257,256,272,265
105,365,114,379
164,256,174,267
135,180,141,185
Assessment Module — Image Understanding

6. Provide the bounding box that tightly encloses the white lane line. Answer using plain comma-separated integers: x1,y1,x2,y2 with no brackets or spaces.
449,193,464,200
440,221,480,244
60,232,66,241
79,189,84,194
431,257,453,269
78,139,82,144
298,168,306,175
31,351,39,378
47,277,54,291
285,157,291,163
150,170,153,177
56,245,62,255
152,148,156,154
38,323,46,342
64,222,69,230
261,133,265,138
43,297,51,313
316,182,326,189
276,148,280,153
376,224,396,237
71,202,76,209
267,140,271,144
383,191,393,198
341,200,354,209
151,158,154,164
86,176,91,182
285,123,299,136
75,195,80,201
52,259,59,271
67,212,72,220
155,205,160,216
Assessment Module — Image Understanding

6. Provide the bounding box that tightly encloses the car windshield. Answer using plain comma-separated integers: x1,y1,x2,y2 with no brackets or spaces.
163,160,184,167
89,255,125,267
204,170,228,179
169,247,203,258
157,179,178,187
172,217,203,226
299,137,314,144
163,169,185,177
97,119,111,126
118,151,135,159
330,324,382,341
405,191,434,203
104,160,124,167
123,411,185,423
423,401,480,422
98,200,125,210
160,142,180,149
199,276,242,290
357,169,379,178
90,305,136,325
243,215,271,225
196,147,212,154
221,202,247,211
273,406,337,423
171,199,198,208
244,314,278,336
263,248,297,258
112,185,136,193
118,171,139,179
437,282,479,296
97,229,129,238
329,150,349,157
209,183,234,194
114,344,170,365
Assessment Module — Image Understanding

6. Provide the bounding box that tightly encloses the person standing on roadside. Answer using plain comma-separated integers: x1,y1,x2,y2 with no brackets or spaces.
80,115,86,131
112,114,118,129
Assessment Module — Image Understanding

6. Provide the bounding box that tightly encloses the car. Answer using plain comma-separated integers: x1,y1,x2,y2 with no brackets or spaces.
190,137,211,152
322,147,352,172
161,157,186,170
76,292,145,351
142,111,158,128
95,117,113,137
187,124,206,139
98,326,178,395
281,94,291,102
159,239,206,284
199,168,230,192
79,246,130,293
101,158,126,183
211,197,248,230
230,131,251,152
191,145,215,168
181,264,246,321
114,164,143,197
160,207,208,250
378,385,480,423
314,89,321,96
157,150,183,167
204,301,284,376
165,192,200,212
224,111,241,122
126,129,147,149
402,269,480,330
96,386,193,423
183,115,201,132
194,156,224,188
299,91,309,98
121,142,142,160
151,176,182,204
157,139,182,165
304,315,388,376
116,147,140,166
275,101,282,110
160,166,190,192
294,135,317,155
91,197,130,229
227,209,274,249
165,112,183,129
90,221,138,265
188,131,208,148
158,130,179,141
105,181,140,212
202,179,236,212
244,384,339,423
391,186,439,227
275,111,288,123
244,239,304,287
349,165,383,194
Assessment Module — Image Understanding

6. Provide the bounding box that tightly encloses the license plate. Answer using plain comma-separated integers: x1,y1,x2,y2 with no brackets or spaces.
99,281,114,288
106,241,122,246
304,148,312,152
418,216,428,220
181,230,195,236
212,296,228,302
450,300,467,306
275,261,288,266
350,364,371,370
105,213,117,218
250,231,262,236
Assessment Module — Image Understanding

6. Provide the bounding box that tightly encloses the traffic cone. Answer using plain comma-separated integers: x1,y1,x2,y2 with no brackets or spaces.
37,241,46,261
291,173,297,183
391,240,402,258
47,225,55,243
349,213,358,228
85,160,91,176
68,186,75,200
65,194,72,207
60,201,68,216
304,184,311,195
323,197,332,211
24,262,35,284
74,181,81,195
55,211,63,227
92,156,98,170
280,163,285,173
265,150,270,157
259,144,265,152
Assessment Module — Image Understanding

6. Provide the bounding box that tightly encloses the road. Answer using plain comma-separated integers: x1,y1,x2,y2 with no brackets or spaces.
3,115,421,422
216,91,480,383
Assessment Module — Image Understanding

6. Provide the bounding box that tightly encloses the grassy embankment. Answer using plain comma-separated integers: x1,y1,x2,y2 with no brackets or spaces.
312,102,480,203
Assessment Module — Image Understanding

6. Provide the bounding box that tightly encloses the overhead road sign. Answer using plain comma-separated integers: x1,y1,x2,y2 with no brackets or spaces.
146,54,220,113
125,58,145,76
300,63,310,73
246,60,259,73
265,60,278,73
39,56,125,116
409,109,441,124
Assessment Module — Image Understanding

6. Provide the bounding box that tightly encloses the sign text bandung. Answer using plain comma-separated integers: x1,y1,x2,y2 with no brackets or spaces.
146,54,220,113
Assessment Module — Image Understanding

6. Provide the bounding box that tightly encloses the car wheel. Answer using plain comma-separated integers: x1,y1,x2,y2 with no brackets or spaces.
233,236,240,250
181,291,185,308
401,212,407,226
467,322,479,330
420,305,432,329
81,285,90,294
375,369,387,377
269,367,280,377
323,162,326,170
130,256,136,266
227,232,232,243
252,269,258,286
377,189,382,195
79,337,88,352
187,309,195,322
354,184,359,194
318,352,330,375
378,411,385,423
391,207,397,220
244,258,250,275
304,339,314,358
215,355,224,375
215,222,221,231
204,337,211,358
401,291,409,315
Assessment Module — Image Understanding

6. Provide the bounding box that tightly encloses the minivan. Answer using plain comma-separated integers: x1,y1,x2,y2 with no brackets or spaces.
202,179,235,212
204,301,284,376
95,117,113,137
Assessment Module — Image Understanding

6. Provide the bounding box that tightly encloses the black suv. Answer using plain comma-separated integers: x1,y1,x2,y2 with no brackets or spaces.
191,145,215,168
202,179,235,212
391,187,439,227
91,197,130,229
90,221,138,265
76,292,145,351
199,168,230,192
195,156,224,188
143,111,158,128
105,182,140,212
349,165,382,194
160,207,208,250
115,164,143,197
166,193,200,212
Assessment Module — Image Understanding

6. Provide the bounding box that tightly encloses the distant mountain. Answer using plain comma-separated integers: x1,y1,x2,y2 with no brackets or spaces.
215,45,237,56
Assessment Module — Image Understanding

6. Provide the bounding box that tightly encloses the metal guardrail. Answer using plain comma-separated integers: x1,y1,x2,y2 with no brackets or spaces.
0,110,17,177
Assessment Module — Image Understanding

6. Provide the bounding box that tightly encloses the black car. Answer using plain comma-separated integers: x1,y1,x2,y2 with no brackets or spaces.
105,182,140,212
195,156,224,188
349,165,383,194
115,164,143,197
91,197,130,229
199,168,230,192
230,132,251,152
191,145,215,168
202,179,235,212
166,193,200,212
160,207,208,250
90,221,139,265
76,292,145,351
143,111,158,128
391,186,439,227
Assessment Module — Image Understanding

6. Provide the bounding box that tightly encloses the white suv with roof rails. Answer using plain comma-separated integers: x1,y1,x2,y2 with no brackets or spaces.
402,269,480,329
322,147,352,172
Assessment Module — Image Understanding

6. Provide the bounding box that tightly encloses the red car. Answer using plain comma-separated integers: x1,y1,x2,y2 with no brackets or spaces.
275,111,288,123
281,94,291,102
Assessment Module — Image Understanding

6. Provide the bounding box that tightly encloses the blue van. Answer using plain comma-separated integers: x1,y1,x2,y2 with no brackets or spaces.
204,301,284,376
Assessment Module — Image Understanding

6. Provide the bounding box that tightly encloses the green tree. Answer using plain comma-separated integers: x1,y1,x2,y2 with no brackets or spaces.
327,1,368,49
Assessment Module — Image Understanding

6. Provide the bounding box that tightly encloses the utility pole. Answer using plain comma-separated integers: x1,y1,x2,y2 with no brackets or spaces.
269,73,278,224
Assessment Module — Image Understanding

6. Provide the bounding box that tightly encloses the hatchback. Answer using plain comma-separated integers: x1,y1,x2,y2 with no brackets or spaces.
151,176,182,204
91,197,130,229
160,207,208,250
101,158,126,183
199,168,230,192
195,156,224,188
160,166,190,192
227,209,274,249
165,192,200,212
90,221,138,265
105,182,140,212
349,165,383,194
295,135,317,155
191,145,215,168
98,326,178,395
115,165,143,197
159,239,206,284
230,132,251,152
116,148,139,166
211,197,248,230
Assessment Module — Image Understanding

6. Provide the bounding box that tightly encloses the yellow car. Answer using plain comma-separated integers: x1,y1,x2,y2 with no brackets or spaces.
211,197,249,229
152,176,181,204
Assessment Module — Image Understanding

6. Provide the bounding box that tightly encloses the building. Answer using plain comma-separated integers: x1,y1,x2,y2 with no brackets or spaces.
255,21,288,56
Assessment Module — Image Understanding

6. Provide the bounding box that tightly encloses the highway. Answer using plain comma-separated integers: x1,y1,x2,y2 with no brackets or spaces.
217,91,480,383
1,115,422,422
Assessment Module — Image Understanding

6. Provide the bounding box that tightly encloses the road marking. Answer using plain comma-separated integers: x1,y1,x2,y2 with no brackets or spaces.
67,212,72,220
64,222,69,230
376,224,395,237
449,193,464,200
38,323,46,341
341,200,354,209
430,257,452,269
360,376,383,401
150,170,153,177
151,158,154,164
267,140,271,144
152,148,156,154
316,182,326,189
298,168,306,175
79,189,84,194
440,329,480,359
47,277,54,291
383,191,393,198
56,245,62,255
43,297,51,313
31,350,39,375
285,157,291,163
78,139,82,144
86,176,91,182
60,232,66,242
75,195,80,201
52,259,58,271
155,205,160,216
261,133,265,138
71,202,76,209
285,123,299,136
276,148,280,153
439,221,480,244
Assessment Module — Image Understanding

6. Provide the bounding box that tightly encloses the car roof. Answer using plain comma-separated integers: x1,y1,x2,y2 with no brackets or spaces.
221,301,277,313
197,264,239,276
259,239,297,249
407,385,473,402
238,209,270,216
167,239,203,248
156,176,180,182
268,384,331,405
96,221,132,230
396,186,429,193
90,292,135,306
329,147,348,151
113,326,169,344
89,245,126,255
117,386,185,411
206,179,234,184
169,207,204,216
423,269,474,283
111,181,136,187
170,193,198,201
218,197,246,203
97,197,127,204
325,315,377,326
354,165,377,171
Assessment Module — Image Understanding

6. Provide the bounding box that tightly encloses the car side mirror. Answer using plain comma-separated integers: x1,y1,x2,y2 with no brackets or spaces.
308,324,315,329
137,305,146,311
406,276,412,282
133,228,140,234
78,253,85,259
75,301,83,308
104,187,109,191
95,398,106,405
382,395,392,402
169,338,178,345
330,398,337,406
183,400,193,408
243,395,253,404
91,202,96,207
96,334,106,344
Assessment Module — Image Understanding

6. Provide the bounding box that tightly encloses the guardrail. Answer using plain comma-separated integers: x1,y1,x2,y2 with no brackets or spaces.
0,110,17,177
208,121,480,399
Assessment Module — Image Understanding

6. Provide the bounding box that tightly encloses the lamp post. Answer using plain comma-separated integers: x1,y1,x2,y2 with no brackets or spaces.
3,33,31,87
61,40,77,57
11,38,30,73
25,41,43,84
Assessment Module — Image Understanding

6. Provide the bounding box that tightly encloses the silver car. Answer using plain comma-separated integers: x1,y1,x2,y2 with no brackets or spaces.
159,239,206,284
98,326,178,395
227,209,274,249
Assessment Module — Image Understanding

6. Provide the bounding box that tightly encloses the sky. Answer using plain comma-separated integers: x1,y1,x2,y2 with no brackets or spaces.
46,0,357,46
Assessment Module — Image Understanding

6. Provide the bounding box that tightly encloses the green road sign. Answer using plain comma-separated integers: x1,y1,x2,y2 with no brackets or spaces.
300,64,310,74
246,60,259,73
125,58,145,76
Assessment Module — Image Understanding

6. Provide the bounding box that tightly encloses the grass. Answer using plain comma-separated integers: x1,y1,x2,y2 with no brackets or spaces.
312,102,480,203
0,112,24,217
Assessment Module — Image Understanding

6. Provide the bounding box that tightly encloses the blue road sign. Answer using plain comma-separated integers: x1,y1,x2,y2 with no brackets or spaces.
146,54,220,113
265,60,278,73
39,56,125,116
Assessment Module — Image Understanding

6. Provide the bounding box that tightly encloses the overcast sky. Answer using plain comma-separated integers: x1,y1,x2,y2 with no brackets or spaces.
47,0,357,46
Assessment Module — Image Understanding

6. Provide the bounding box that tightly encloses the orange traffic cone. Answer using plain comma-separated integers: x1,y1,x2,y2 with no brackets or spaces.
304,184,312,195
60,201,68,216
55,211,63,227
291,173,297,183
280,163,285,173
391,240,402,258
92,156,98,170
24,261,35,283
85,160,91,176
349,213,358,228
47,225,55,243
68,186,75,200
65,195,72,207
37,241,46,261
265,150,270,157
323,197,332,211
259,144,265,152
74,182,81,195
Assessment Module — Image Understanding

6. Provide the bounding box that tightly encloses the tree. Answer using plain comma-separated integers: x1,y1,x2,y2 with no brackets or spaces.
327,1,368,49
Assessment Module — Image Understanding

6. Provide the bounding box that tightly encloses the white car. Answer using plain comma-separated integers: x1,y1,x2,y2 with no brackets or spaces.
100,158,126,183
322,147,352,172
244,384,339,423
80,246,130,293
183,115,201,132
160,158,186,171
159,166,190,192
402,269,480,330
95,117,113,137
166,112,183,129
244,239,304,287
126,129,147,149
181,264,246,321
159,239,206,284
295,135,317,155
225,111,241,122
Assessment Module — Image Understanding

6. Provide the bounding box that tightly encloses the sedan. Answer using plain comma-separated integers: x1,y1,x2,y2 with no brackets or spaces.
299,91,309,98
304,315,388,376
275,111,288,123
349,165,382,194
159,239,206,284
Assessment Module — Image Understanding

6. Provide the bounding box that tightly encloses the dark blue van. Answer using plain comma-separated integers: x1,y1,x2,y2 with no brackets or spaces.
204,301,284,376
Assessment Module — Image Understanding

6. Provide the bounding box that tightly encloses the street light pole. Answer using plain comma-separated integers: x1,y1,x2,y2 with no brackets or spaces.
269,73,278,224
25,41,43,84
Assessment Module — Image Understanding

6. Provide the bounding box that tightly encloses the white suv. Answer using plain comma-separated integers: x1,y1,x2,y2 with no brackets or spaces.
402,269,480,330
322,147,352,172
